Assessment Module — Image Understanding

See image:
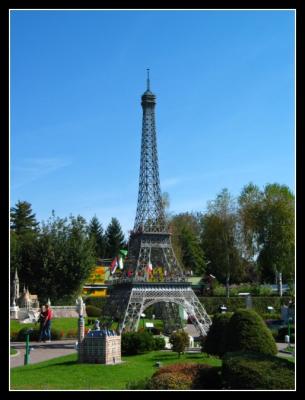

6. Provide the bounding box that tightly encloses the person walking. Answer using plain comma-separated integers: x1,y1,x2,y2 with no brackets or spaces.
43,303,53,343
37,305,46,342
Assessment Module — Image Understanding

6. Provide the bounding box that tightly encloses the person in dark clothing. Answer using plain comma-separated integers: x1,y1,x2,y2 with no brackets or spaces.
37,305,46,342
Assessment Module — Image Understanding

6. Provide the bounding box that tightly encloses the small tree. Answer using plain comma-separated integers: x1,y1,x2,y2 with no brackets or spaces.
169,330,189,358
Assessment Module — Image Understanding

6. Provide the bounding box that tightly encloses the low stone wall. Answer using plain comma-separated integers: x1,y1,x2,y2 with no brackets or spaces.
10,306,86,321
52,306,86,318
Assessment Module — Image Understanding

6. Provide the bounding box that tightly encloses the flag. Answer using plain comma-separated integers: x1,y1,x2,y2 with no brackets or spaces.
110,257,118,274
118,256,124,270
119,249,128,258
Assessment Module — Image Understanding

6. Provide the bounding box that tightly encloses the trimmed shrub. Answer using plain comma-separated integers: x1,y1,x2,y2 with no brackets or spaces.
149,372,192,390
226,309,277,356
85,305,102,318
199,296,292,316
153,336,166,350
121,331,154,355
153,363,200,380
192,365,222,389
203,312,232,356
222,351,295,389
84,297,107,311
151,363,222,390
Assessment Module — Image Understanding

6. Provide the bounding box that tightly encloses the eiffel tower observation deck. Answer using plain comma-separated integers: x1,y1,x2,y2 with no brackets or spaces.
103,71,212,335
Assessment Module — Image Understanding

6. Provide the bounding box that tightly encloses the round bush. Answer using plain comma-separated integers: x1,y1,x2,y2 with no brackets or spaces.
149,372,192,390
192,365,222,389
226,309,277,356
222,351,295,389
153,336,166,350
85,305,102,318
203,312,232,356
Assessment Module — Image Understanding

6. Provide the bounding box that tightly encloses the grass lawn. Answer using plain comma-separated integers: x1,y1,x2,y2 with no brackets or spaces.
11,318,164,340
10,348,17,355
10,351,221,390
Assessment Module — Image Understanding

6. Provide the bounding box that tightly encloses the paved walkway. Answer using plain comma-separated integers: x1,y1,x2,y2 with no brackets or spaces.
10,340,77,368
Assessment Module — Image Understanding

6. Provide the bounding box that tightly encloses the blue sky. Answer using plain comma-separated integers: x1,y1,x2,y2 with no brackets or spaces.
10,10,295,236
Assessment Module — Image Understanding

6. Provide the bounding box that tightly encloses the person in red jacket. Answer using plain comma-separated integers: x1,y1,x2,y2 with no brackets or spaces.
43,304,53,343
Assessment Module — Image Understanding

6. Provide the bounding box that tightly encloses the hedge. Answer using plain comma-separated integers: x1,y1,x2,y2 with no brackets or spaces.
121,331,155,355
203,313,232,356
222,351,295,389
199,296,292,315
85,305,102,318
84,297,107,311
15,327,64,341
226,309,277,356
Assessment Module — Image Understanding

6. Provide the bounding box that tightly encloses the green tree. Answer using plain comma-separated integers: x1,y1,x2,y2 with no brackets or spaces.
10,200,39,234
170,212,205,275
201,189,244,286
88,215,105,260
169,330,189,358
10,201,39,286
14,212,95,304
238,183,295,283
104,218,125,259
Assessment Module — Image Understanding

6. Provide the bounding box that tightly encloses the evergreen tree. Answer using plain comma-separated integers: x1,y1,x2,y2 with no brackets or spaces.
10,200,39,234
88,215,105,260
104,217,125,258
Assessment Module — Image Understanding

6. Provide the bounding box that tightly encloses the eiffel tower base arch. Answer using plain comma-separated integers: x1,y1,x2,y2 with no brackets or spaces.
103,282,212,337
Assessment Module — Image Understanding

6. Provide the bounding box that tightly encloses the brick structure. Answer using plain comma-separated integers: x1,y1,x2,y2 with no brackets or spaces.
78,331,121,364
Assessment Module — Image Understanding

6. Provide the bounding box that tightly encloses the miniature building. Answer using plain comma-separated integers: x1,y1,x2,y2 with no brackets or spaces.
78,330,121,364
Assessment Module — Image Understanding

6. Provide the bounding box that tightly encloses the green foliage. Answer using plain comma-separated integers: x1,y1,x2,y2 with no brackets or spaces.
170,213,205,275
203,313,232,356
10,200,39,234
149,372,193,389
10,203,96,304
169,330,189,357
104,218,125,259
222,351,295,389
84,297,107,311
201,189,244,284
199,296,291,315
192,365,222,389
152,336,166,350
226,309,277,356
88,215,105,260
16,327,64,341
85,305,102,318
239,183,295,283
121,331,155,355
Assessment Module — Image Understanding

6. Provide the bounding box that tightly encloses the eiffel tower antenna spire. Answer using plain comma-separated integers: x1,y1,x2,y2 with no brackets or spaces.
147,68,150,91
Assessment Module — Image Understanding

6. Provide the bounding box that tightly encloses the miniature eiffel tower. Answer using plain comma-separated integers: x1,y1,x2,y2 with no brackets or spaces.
103,71,212,336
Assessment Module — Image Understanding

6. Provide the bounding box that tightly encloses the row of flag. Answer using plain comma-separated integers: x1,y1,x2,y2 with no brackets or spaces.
110,249,161,276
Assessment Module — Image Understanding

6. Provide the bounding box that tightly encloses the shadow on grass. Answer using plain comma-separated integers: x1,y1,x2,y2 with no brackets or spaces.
150,353,201,361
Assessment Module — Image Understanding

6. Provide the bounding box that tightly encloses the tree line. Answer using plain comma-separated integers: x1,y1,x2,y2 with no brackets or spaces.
10,182,294,303
10,204,125,303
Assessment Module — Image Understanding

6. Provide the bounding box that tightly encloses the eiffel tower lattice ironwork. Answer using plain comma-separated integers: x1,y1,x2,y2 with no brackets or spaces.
103,71,212,336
